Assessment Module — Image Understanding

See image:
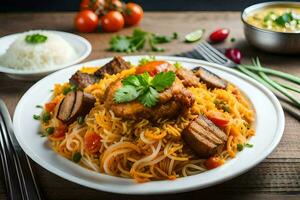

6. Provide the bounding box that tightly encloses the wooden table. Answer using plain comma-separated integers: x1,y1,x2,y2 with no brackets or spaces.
0,12,299,200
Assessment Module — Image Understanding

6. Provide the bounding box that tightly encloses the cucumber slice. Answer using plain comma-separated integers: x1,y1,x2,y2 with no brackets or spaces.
185,29,205,43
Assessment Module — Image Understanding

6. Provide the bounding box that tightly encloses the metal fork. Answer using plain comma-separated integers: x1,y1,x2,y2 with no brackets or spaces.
185,41,300,120
0,99,43,200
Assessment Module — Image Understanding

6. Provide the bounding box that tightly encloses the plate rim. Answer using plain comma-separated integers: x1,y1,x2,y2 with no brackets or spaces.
13,55,285,194
0,30,92,75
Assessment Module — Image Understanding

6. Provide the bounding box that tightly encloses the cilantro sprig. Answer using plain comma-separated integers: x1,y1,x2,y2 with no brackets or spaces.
114,71,175,107
109,29,178,53
25,33,47,44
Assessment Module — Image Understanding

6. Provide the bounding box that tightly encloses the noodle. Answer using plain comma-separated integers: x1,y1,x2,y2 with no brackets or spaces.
41,64,255,182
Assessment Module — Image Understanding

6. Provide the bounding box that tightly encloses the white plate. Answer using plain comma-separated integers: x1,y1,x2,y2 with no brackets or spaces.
13,56,285,194
0,30,91,80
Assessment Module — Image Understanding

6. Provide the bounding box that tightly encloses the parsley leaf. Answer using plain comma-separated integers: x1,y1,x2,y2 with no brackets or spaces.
114,85,140,103
25,33,47,44
114,71,176,107
138,87,159,107
151,71,176,92
109,29,177,53
275,12,293,26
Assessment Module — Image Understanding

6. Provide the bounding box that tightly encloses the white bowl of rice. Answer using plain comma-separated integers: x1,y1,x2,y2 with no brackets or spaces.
0,30,91,80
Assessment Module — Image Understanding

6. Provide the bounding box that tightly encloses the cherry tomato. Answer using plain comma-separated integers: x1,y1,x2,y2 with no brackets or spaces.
49,125,66,140
45,102,57,112
75,10,99,33
123,3,143,26
105,0,123,11
209,28,230,43
84,131,101,153
225,48,242,64
80,0,105,12
101,11,124,32
135,61,173,76
206,111,229,127
204,157,224,170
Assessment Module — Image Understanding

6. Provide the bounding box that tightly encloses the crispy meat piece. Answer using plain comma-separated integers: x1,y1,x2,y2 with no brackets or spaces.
176,68,199,87
182,115,227,158
69,71,99,90
94,56,131,79
103,78,195,120
56,90,96,124
193,67,227,89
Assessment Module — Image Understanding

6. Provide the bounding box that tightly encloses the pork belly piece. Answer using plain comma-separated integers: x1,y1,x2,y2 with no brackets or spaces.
192,66,227,89
94,56,131,79
69,71,99,90
182,114,227,158
56,90,95,124
103,78,195,120
176,68,199,87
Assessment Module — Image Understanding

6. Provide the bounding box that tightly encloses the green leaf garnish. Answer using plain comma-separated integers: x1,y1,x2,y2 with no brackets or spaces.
109,29,177,53
138,87,159,107
72,152,82,163
114,85,140,103
114,71,176,107
151,71,175,92
237,143,244,151
25,33,47,44
275,12,293,26
245,143,253,148
45,127,54,135
33,114,41,120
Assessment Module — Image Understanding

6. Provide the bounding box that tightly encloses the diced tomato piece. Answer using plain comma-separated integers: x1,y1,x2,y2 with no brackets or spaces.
49,125,66,139
45,102,57,112
84,131,101,153
135,61,173,76
206,111,230,127
204,157,224,170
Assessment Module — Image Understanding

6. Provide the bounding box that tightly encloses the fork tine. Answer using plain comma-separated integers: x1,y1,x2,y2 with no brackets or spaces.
197,45,224,64
197,43,226,64
194,46,216,63
202,42,228,60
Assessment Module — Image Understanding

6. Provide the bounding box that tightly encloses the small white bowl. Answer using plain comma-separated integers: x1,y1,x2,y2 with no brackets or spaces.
0,30,91,80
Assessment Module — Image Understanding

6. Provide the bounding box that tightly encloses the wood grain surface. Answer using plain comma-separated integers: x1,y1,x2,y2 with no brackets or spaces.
0,12,299,200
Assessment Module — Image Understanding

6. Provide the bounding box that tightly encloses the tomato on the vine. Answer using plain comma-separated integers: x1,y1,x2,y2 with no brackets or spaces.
80,0,105,11
105,0,123,11
123,3,143,26
75,10,99,33
101,11,124,32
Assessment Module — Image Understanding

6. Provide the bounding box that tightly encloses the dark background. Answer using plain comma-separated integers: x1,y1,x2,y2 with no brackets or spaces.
0,0,298,12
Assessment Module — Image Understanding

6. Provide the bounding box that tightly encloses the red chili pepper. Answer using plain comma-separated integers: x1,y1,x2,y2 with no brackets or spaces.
225,48,242,64
209,28,230,43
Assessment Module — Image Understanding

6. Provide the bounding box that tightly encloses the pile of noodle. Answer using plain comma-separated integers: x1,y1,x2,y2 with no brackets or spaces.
41,65,255,183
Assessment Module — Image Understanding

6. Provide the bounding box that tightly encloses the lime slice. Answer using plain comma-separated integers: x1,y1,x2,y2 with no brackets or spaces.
185,29,205,43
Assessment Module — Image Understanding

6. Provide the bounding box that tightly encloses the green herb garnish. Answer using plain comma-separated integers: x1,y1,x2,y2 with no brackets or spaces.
35,105,43,109
245,143,253,148
174,61,182,69
33,114,41,120
77,116,84,125
109,29,177,53
63,87,72,95
138,56,156,66
237,143,244,151
25,33,47,44
114,71,176,107
45,127,54,135
72,152,82,163
230,38,236,42
42,112,51,123
275,12,293,26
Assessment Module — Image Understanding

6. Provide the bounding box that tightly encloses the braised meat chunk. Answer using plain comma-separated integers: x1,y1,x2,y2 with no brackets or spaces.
104,78,195,120
176,68,199,87
182,115,227,158
94,56,131,79
192,67,227,89
56,90,95,124
69,71,99,90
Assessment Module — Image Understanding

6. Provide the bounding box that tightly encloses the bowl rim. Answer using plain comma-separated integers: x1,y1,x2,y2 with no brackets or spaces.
241,1,300,35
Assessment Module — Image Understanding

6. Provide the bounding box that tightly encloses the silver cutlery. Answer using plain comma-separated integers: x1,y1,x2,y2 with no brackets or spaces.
0,99,43,200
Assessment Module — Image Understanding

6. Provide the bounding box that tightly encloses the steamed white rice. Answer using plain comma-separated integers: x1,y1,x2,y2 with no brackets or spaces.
0,30,77,70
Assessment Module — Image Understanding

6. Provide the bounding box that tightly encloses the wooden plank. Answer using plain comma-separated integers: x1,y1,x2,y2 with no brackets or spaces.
0,12,299,199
